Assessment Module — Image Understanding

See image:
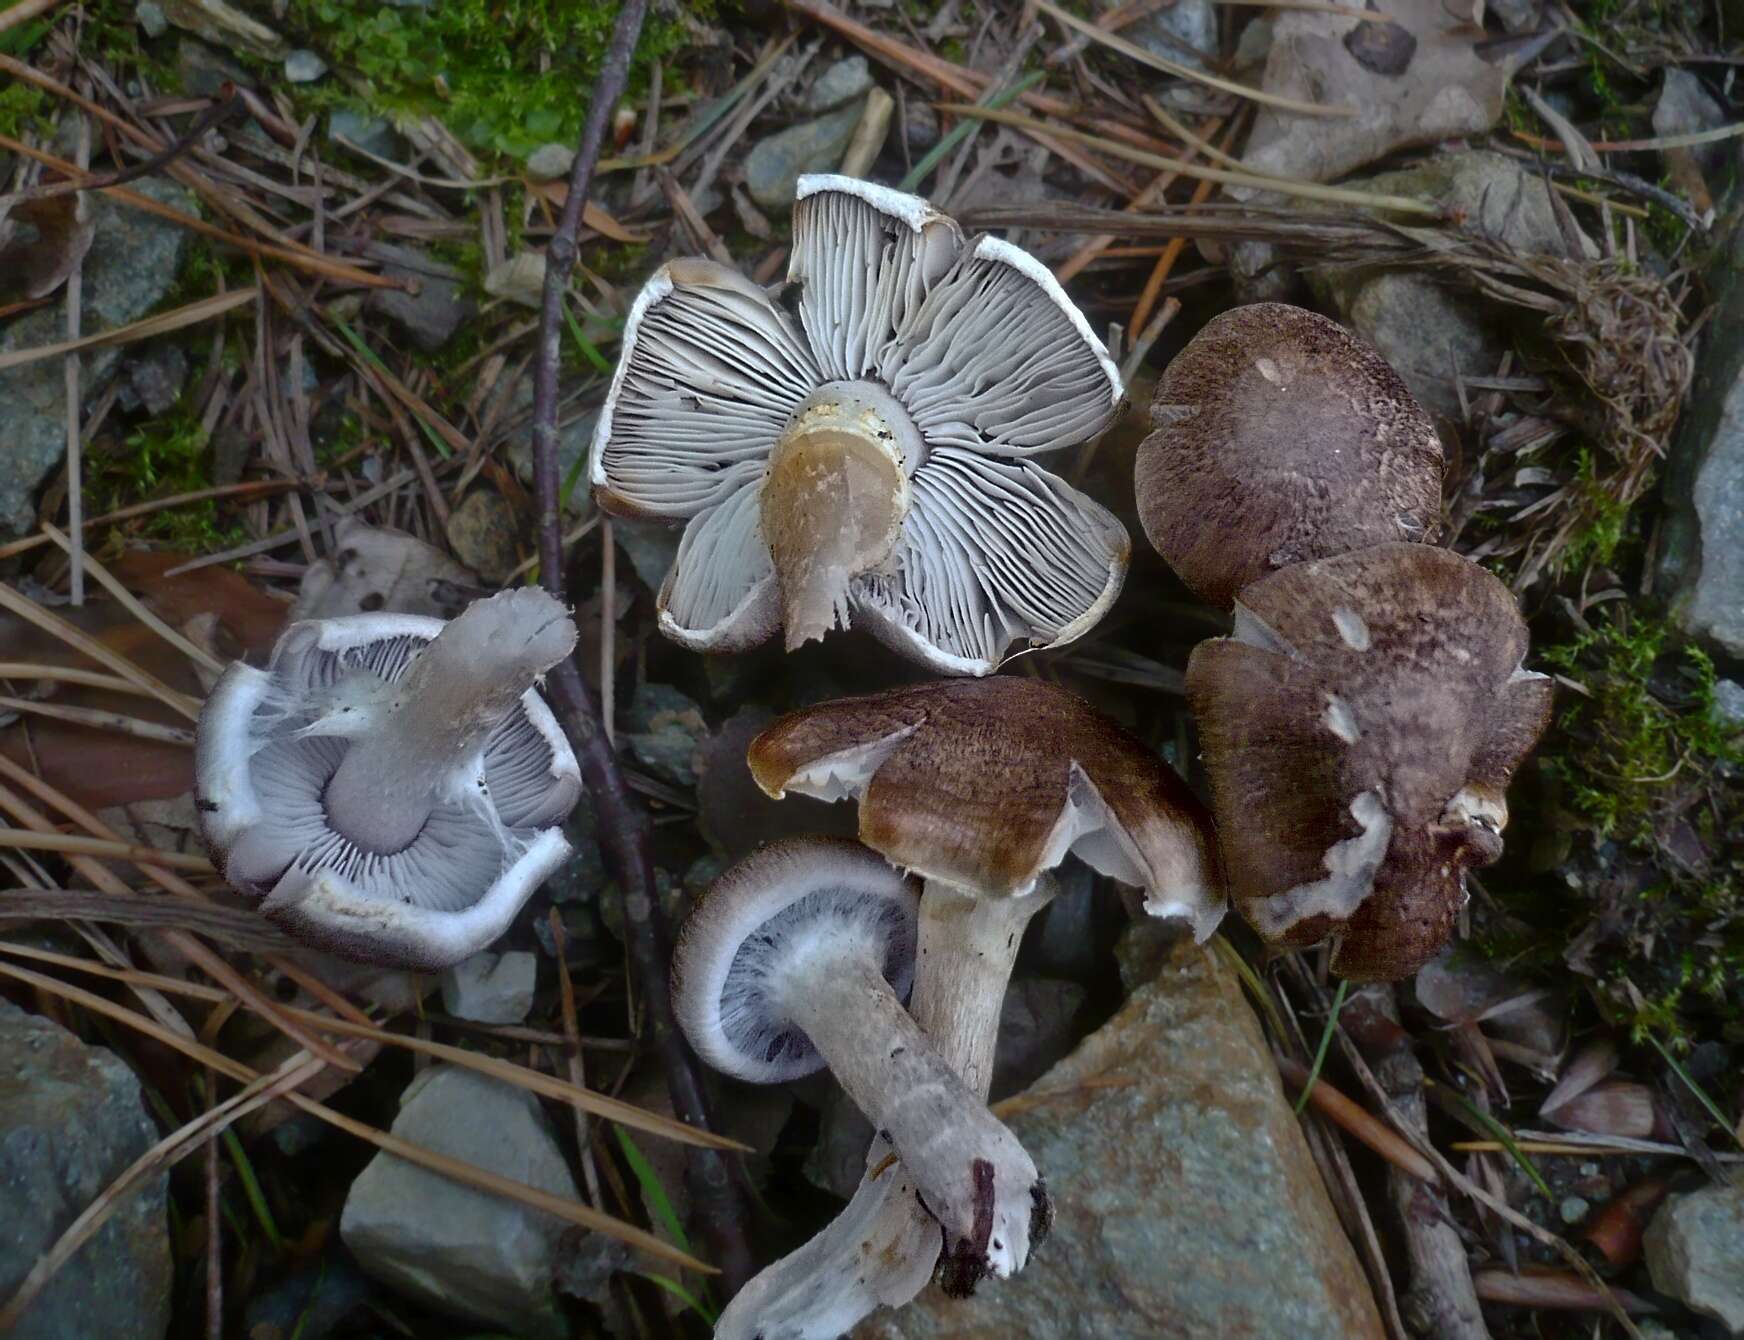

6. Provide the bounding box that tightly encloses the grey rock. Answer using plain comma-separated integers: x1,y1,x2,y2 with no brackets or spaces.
1486,0,1540,32
525,142,575,180
903,99,940,153
284,48,327,82
991,977,1088,1099
340,1066,579,1338
364,242,474,353
157,0,286,59
0,176,193,538
242,1253,375,1340
803,1085,877,1200
744,100,865,211
1655,70,1729,173
804,55,873,113
135,0,167,36
439,950,538,1024
1314,151,1589,418
0,999,172,1340
1715,680,1744,728
544,803,608,908
120,344,188,415
1644,1179,1744,1334
329,108,403,161
445,489,520,584
623,683,707,788
171,37,247,98
1659,220,1744,657
1120,0,1217,71
1232,14,1274,70
856,936,1385,1340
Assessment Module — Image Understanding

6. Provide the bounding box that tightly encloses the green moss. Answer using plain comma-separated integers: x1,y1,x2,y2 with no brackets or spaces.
286,0,701,160
90,404,245,554
1504,612,1744,1047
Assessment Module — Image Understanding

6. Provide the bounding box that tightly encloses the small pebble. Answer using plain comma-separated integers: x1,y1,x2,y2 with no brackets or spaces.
284,49,328,83
1559,1195,1591,1225
134,0,166,37
525,142,575,181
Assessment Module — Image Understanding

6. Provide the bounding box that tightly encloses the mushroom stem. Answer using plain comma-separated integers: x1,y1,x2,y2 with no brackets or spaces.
778,935,1037,1276
713,879,1055,1340
761,383,915,650
322,589,576,854
910,877,1056,1292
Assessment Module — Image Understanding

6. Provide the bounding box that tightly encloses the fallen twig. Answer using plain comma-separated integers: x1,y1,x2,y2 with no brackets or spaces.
528,0,755,1295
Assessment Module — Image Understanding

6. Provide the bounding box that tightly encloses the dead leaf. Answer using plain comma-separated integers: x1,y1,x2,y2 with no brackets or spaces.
293,518,482,621
526,182,653,243
0,193,95,303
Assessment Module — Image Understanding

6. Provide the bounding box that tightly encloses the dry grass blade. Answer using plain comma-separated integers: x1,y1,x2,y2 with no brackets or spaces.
0,124,402,291
1277,1055,1441,1184
0,287,259,372
0,0,60,30
0,829,213,870
0,695,195,744
39,524,228,677
0,892,296,950
0,957,715,1273
0,663,148,695
1472,1269,1657,1314
942,106,1440,214
0,936,750,1152
0,581,201,720
1030,0,1353,118
0,1052,325,1331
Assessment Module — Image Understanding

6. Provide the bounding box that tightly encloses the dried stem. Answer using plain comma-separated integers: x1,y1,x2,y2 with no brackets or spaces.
528,0,753,1295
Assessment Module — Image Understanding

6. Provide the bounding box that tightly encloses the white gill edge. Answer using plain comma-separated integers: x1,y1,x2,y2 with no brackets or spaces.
587,265,676,492
972,235,1122,408
796,172,950,234
195,662,272,855
777,723,918,803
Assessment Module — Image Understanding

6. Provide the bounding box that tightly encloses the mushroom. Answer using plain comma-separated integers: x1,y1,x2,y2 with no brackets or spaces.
196,588,582,969
671,837,1044,1283
1187,542,1552,981
717,676,1220,1329
1135,302,1445,608
590,174,1128,675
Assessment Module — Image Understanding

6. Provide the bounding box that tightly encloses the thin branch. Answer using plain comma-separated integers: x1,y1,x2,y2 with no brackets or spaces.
527,0,754,1295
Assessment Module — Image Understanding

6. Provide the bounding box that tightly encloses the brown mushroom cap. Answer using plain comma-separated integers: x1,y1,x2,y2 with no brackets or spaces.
1135,303,1444,608
1186,542,1552,981
748,677,1221,935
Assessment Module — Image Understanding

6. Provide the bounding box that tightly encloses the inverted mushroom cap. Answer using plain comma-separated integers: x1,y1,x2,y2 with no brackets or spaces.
589,174,1128,676
747,677,1223,938
1186,543,1552,981
1135,303,1444,608
671,837,920,1083
195,590,582,970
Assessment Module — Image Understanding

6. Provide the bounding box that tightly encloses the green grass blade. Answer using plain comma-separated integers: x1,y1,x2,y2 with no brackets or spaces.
1293,978,1349,1114
1434,1083,1553,1199
639,1272,720,1324
614,1126,689,1253
222,1126,284,1252
563,300,612,375
1646,1033,1744,1149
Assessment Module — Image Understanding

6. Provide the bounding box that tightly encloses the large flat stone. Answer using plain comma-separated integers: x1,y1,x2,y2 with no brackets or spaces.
1659,216,1744,658
340,1065,580,1338
856,935,1384,1340
0,176,195,537
1645,1178,1744,1334
0,999,171,1340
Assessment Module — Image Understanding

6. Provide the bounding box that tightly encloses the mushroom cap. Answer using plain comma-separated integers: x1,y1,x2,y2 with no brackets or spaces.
1135,303,1444,608
587,174,1129,676
671,837,920,1084
747,677,1223,937
1186,543,1553,981
195,608,582,970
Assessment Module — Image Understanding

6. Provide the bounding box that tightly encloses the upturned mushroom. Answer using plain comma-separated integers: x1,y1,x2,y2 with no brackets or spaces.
1135,302,1445,608
671,837,1043,1284
714,677,1220,1333
1187,542,1552,981
196,588,582,969
590,174,1128,675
